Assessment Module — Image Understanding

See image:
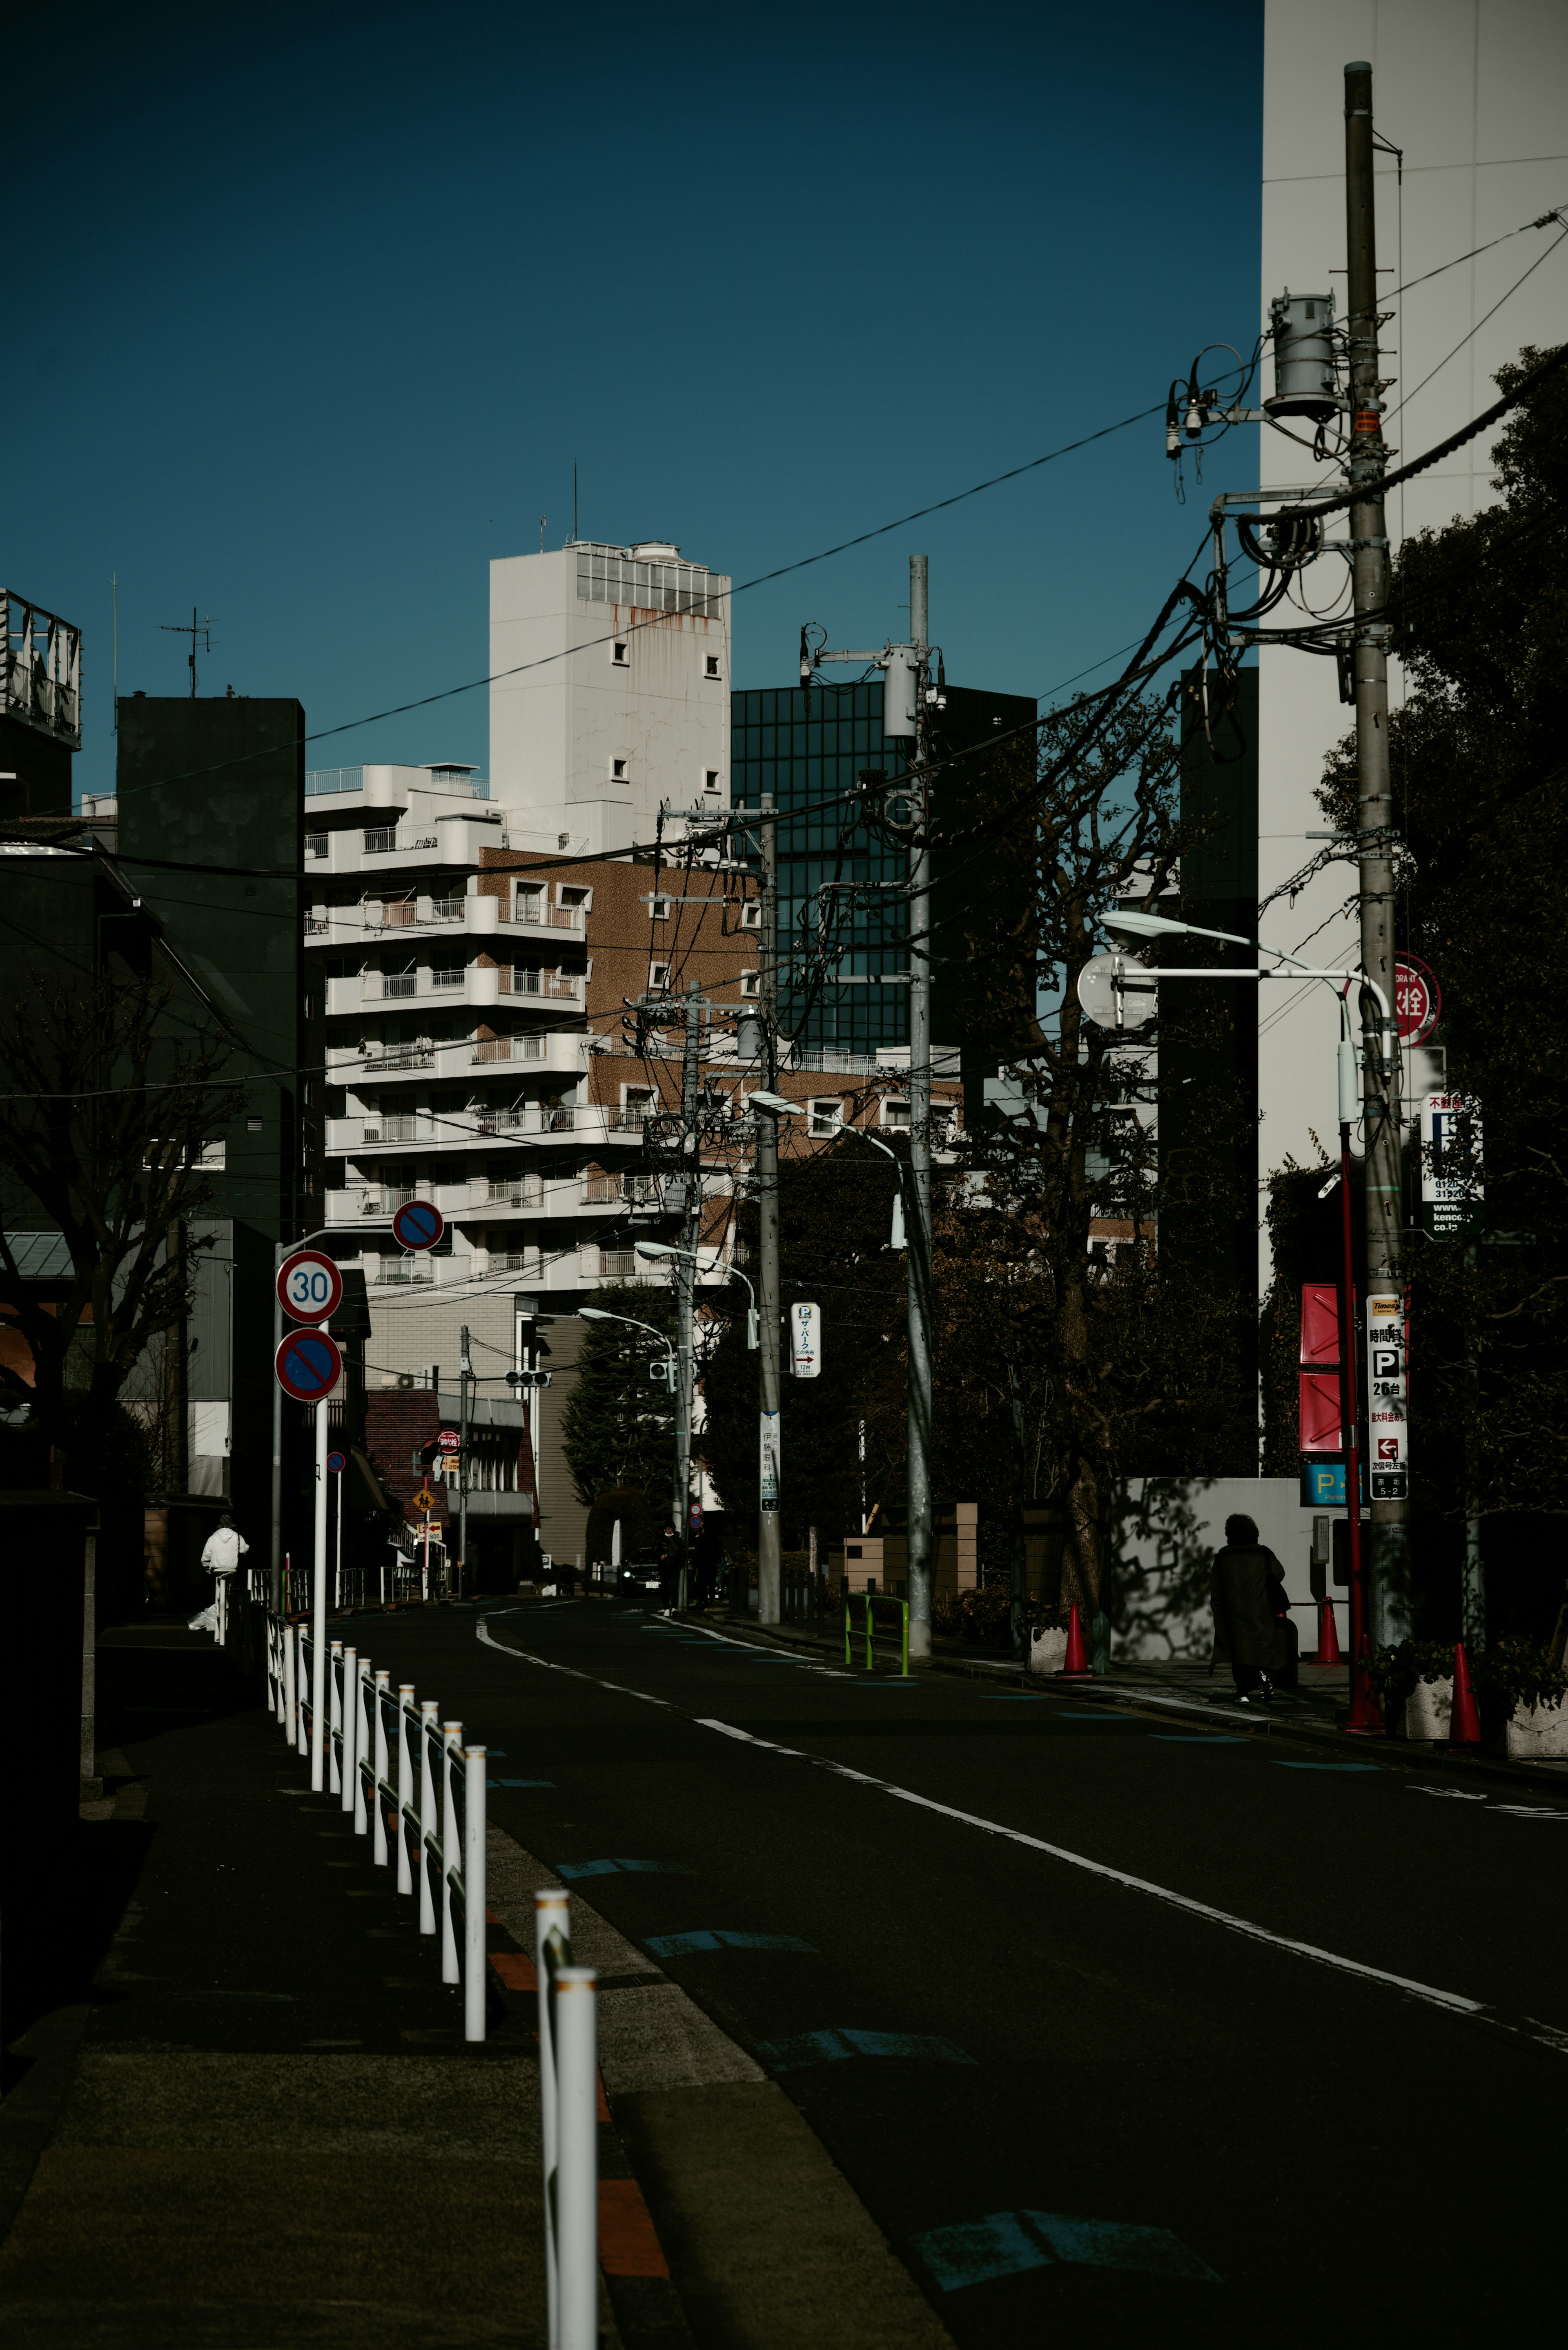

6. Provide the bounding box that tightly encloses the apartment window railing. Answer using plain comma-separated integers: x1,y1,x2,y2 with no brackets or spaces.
507,899,583,932
364,827,399,854
488,1179,543,1208
362,1185,417,1215
498,968,580,1000
383,973,417,999
362,1117,418,1144
381,900,417,928
472,1036,547,1065
305,768,363,796
599,1251,639,1279
376,1261,435,1286
368,1046,434,1070
432,968,464,991
469,1106,529,1135
486,1250,537,1274
608,1108,648,1133
429,897,466,923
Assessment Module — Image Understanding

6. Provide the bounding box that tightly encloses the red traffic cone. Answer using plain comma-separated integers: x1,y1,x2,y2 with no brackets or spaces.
1345,1633,1385,1735
1449,1642,1483,1746
1316,1596,1343,1667
1056,1602,1092,1677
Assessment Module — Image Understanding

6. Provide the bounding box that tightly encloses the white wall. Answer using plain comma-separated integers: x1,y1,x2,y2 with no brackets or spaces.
489,544,732,853
1257,3,1568,1284
1115,1476,1341,1661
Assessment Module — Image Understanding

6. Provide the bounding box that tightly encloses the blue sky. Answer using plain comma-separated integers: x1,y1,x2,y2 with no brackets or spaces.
7,2,1263,803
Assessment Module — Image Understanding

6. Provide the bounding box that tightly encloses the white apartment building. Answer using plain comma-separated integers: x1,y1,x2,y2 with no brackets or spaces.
1255,2,1568,1282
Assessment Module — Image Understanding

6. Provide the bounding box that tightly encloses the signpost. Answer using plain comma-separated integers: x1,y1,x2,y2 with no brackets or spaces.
275,1327,343,1404
391,1200,444,1252
789,1302,821,1379
1420,1092,1483,1239
1365,1291,1408,1501
277,1250,343,1324
327,1451,346,1475
274,1322,343,1793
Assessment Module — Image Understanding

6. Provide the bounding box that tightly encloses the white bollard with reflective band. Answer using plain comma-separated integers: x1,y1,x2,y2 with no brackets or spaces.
463,1747,486,2043
555,1965,599,2350
296,1627,309,1756
372,1670,390,1865
535,1886,572,2345
418,1701,439,1935
282,1618,296,1744
352,1662,370,1836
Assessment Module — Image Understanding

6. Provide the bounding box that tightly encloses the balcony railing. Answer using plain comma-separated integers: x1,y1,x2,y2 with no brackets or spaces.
375,1261,435,1286
362,1117,418,1144
364,1046,433,1070
472,1036,547,1065
506,900,584,933
382,973,416,999
498,969,581,1000
361,1186,416,1215
608,1108,649,1133
599,1251,639,1280
381,900,417,928
486,1251,537,1274
431,969,464,991
468,1106,530,1136
429,897,466,923
488,1178,543,1208
582,1174,658,1206
363,827,399,854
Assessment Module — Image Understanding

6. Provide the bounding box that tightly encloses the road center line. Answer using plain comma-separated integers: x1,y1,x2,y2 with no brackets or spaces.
472,1619,1568,2060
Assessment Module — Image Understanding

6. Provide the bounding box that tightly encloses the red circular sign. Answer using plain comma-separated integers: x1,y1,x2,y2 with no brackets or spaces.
1394,954,1441,1046
436,1428,461,1452
277,1249,343,1324
392,1199,444,1251
274,1326,343,1402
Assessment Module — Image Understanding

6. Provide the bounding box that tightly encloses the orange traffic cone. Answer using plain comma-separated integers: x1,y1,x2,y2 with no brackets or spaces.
1345,1633,1385,1735
1056,1602,1092,1677
1449,1642,1483,1746
1316,1597,1344,1666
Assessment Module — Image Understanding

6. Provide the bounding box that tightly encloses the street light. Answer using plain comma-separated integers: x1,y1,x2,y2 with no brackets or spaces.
635,1241,759,1349
1101,907,1384,1730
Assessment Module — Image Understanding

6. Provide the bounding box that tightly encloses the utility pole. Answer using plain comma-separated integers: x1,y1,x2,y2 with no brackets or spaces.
757,794,783,1623
458,1322,472,1599
674,984,704,1602
906,555,934,1661
1344,59,1410,1645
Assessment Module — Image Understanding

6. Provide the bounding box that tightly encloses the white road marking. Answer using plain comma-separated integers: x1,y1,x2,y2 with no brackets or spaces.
474,1618,1568,2059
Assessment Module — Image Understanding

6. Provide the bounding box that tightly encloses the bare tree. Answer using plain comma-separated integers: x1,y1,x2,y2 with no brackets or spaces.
0,972,235,1474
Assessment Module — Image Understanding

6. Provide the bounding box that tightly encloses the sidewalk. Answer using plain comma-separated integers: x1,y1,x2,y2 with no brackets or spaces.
0,1619,555,2350
699,1607,1568,1793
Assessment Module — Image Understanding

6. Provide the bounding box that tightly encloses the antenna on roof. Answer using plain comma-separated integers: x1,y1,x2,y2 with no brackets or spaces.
160,605,214,698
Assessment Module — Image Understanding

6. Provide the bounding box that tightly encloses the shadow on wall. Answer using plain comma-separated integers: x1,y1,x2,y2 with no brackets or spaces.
1108,1477,1306,1661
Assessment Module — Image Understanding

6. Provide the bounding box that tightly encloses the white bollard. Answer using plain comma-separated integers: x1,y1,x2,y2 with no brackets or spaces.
329,1641,344,1795
418,1701,439,1935
340,1648,358,1814
372,1670,390,1866
535,1886,572,2347
396,1687,415,1897
440,1722,462,1985
282,1617,296,1744
296,1626,309,1757
463,1747,487,2044
555,1965,599,2350
352,1661,370,1836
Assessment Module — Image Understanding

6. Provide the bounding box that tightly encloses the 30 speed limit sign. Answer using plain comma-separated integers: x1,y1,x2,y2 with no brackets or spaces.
276,1249,343,1324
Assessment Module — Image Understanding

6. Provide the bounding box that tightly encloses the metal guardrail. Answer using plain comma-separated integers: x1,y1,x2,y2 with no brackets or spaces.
268,1616,490,2042
844,1590,910,1676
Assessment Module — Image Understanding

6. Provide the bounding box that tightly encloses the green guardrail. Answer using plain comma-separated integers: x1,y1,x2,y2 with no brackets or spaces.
844,1591,909,1677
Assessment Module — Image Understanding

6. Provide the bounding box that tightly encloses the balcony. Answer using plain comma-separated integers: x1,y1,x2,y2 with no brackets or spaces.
361,1185,415,1216
504,901,584,934
582,1173,658,1206
472,1035,548,1066
488,1177,543,1209
498,969,581,1001
373,1260,435,1287
382,973,417,1000
599,1251,640,1280
362,1116,419,1144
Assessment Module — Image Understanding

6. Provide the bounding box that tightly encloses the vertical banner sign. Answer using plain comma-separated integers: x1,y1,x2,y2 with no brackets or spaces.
1421,1093,1483,1238
1365,1290,1408,1500
789,1302,821,1379
759,1410,781,1514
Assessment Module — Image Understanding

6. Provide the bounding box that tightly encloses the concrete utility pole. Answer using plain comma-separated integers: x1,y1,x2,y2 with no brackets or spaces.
906,555,934,1661
674,983,704,1599
1344,59,1410,1645
458,1322,472,1597
757,794,783,1623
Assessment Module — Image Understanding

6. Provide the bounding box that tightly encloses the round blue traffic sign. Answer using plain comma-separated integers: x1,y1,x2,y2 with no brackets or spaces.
392,1199,444,1252
275,1327,343,1403
326,1450,347,1474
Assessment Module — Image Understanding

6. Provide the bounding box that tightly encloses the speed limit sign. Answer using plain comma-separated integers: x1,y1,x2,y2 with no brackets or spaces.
277,1249,343,1324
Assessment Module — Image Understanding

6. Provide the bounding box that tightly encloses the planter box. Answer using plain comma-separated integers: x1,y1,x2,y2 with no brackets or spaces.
1029,1627,1068,1677
1402,1677,1453,1741
1506,1700,1568,1759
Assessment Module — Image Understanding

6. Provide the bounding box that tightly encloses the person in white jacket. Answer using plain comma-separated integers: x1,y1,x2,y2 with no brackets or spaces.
191,1516,249,1642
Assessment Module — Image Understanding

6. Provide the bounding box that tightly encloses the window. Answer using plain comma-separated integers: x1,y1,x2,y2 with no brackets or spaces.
741,902,762,930
880,1097,911,1129
363,826,397,854
649,962,670,990
650,896,670,922
740,971,760,999
611,758,628,780
704,655,721,679
612,640,629,665
383,963,417,1000
621,1086,655,1112
808,1099,844,1139
432,964,464,991
704,769,720,793
306,832,328,859
514,885,543,923
559,886,590,910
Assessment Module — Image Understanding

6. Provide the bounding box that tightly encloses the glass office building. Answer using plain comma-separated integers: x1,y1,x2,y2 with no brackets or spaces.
731,678,1038,1076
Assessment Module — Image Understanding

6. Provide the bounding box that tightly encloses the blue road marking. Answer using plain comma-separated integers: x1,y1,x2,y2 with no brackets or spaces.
757,2027,976,2071
556,1859,697,1880
1151,1735,1249,1744
1272,1761,1382,1773
981,1694,1053,1702
488,1778,555,1788
1057,1710,1136,1720
913,2208,1220,2292
645,1929,817,1957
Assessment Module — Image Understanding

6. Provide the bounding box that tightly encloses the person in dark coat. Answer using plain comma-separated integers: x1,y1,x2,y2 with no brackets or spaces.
656,1523,686,1614
1209,1513,1289,1706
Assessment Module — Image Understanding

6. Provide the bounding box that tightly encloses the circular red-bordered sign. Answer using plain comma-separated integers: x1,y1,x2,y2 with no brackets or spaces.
277,1249,343,1324
392,1199,445,1251
1394,954,1441,1047
274,1327,343,1403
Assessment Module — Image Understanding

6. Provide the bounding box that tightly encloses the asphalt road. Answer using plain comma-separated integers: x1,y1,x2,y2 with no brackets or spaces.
358,1600,1568,2345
